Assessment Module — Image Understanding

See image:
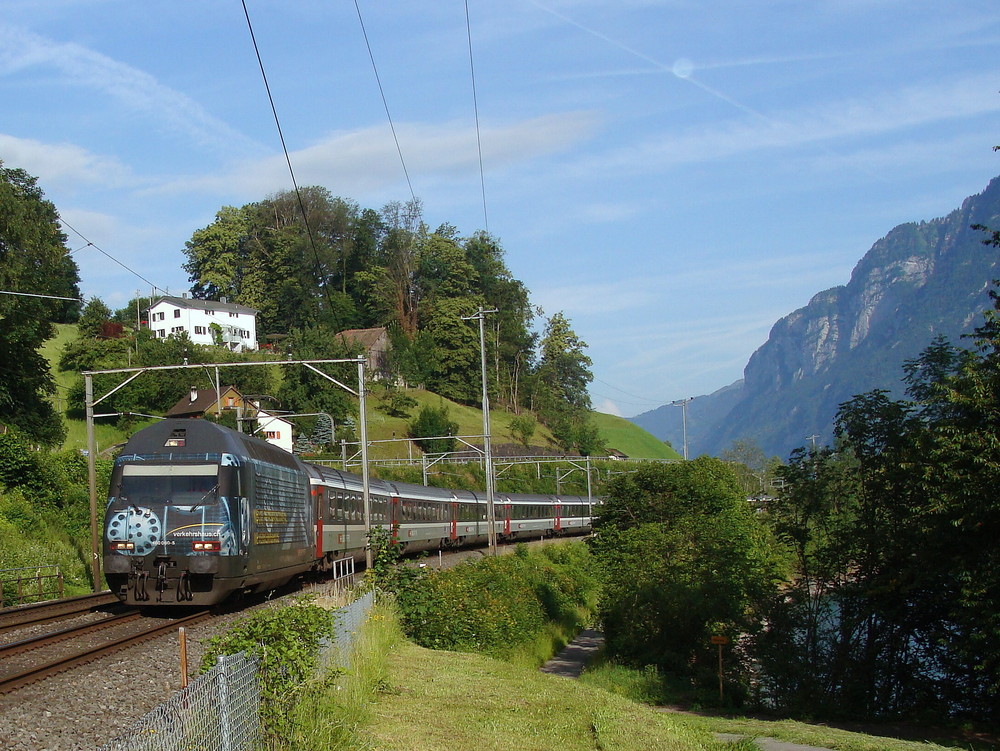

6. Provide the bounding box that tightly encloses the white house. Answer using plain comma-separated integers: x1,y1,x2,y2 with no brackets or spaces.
254,409,294,453
147,295,258,351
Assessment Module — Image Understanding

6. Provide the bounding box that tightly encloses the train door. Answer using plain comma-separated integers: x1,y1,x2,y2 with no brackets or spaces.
554,500,562,532
503,499,511,536
450,497,459,540
313,486,324,558
390,496,400,543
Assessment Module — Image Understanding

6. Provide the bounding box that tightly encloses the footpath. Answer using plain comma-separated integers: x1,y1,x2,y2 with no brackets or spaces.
540,630,833,751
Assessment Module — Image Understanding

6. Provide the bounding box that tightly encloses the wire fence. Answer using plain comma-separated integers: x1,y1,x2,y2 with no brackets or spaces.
98,590,375,751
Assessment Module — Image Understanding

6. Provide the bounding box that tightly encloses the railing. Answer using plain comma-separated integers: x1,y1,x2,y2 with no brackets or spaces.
98,590,376,751
0,565,64,607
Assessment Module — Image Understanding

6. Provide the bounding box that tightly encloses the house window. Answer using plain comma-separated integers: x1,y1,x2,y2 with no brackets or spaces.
229,311,237,317
194,326,206,335
173,309,181,318
171,326,184,333
206,310,214,316
157,329,165,338
226,397,236,407
265,431,281,440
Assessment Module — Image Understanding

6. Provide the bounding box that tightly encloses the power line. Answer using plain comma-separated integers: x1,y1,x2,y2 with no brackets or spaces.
464,0,489,233
241,0,337,318
58,214,165,294
353,0,416,203
0,290,81,302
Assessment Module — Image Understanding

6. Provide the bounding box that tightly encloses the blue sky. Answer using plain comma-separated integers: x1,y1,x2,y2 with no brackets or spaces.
2,1,999,417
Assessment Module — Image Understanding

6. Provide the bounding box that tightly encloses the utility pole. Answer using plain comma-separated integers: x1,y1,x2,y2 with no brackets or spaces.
672,397,693,460
463,306,499,555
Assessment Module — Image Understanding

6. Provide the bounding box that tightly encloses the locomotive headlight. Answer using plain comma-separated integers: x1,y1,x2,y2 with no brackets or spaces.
110,541,135,551
193,540,221,552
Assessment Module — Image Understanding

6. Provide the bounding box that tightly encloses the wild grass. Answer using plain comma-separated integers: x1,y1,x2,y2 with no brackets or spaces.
581,660,987,751
274,594,403,751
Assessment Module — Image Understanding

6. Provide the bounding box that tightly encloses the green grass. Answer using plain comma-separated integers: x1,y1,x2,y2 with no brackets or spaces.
364,639,747,751
580,661,993,751
590,409,680,460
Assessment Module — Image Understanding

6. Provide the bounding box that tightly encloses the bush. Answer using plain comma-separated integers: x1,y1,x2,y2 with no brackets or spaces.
393,542,599,662
200,598,336,742
407,404,458,454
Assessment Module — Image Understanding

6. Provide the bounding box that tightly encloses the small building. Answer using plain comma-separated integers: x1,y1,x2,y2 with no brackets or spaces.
166,386,250,419
335,326,391,380
253,409,294,454
165,386,295,453
147,295,258,351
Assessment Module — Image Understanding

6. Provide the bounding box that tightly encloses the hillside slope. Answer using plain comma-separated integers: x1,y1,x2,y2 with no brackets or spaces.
44,325,673,460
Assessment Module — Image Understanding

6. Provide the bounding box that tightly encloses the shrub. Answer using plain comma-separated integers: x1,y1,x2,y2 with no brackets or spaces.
200,598,336,742
393,542,599,662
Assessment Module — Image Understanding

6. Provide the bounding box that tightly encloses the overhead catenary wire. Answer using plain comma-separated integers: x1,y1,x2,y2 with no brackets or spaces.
58,214,165,295
241,0,338,318
464,0,489,234
353,0,416,204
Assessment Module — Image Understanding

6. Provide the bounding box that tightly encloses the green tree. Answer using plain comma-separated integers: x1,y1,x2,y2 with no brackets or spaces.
0,162,81,444
508,412,537,447
408,404,459,454
591,459,779,689
76,297,113,339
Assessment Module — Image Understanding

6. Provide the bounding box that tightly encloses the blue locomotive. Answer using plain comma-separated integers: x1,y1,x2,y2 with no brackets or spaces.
103,419,595,606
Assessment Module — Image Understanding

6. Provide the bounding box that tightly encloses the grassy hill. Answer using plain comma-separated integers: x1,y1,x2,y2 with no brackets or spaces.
41,324,676,461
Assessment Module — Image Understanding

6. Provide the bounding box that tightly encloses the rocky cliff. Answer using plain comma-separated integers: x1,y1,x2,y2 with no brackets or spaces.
632,176,1000,459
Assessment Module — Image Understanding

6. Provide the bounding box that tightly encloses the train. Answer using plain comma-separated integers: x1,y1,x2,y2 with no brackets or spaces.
102,418,597,606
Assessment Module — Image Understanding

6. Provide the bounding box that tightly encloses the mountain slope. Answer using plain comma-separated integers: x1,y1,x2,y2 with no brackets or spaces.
633,175,1000,459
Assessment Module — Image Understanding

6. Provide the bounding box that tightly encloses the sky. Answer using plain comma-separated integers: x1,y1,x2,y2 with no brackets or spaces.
2,1,999,418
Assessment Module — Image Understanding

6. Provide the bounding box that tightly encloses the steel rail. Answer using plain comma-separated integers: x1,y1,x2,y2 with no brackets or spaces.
0,610,211,695
0,610,141,658
0,591,118,634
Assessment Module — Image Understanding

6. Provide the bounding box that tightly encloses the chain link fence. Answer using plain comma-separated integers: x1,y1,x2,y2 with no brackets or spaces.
98,590,375,751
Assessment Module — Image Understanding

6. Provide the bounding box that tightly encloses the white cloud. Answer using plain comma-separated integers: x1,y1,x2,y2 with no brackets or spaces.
594,398,622,416
582,73,1000,175
0,133,132,189
160,112,601,198
0,24,262,156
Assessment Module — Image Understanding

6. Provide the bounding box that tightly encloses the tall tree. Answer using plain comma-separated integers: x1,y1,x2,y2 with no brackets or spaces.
0,162,80,444
533,312,600,453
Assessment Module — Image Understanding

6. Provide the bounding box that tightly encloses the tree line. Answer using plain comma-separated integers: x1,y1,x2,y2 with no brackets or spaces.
0,163,601,454
180,187,601,454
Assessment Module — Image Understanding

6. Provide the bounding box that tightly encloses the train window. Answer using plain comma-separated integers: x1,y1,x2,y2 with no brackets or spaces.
120,464,219,506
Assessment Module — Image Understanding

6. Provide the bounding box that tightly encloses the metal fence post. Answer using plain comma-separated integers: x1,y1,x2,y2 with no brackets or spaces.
217,654,232,751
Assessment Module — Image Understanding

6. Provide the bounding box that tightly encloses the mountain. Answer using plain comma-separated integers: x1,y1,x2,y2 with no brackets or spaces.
632,175,1000,459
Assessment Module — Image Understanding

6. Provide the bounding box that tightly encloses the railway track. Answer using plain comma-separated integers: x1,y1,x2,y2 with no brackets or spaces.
0,590,119,634
0,607,211,695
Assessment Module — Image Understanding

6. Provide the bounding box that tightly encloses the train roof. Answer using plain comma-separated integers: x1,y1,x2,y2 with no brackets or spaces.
118,418,303,471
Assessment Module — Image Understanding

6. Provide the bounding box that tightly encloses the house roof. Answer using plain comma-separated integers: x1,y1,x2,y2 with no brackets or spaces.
149,295,257,316
165,385,243,417
336,327,388,351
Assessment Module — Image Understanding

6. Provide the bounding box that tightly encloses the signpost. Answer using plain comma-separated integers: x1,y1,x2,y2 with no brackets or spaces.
710,635,729,701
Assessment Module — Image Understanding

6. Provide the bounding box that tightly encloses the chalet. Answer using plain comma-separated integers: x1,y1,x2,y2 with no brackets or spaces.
165,386,295,453
335,326,391,380
166,385,251,419
147,295,258,351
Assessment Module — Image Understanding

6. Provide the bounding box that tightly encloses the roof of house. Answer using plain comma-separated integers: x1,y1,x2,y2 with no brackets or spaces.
148,295,257,316
335,326,388,351
165,385,243,417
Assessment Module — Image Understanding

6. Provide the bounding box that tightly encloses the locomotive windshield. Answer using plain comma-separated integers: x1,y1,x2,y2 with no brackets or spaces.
119,464,220,506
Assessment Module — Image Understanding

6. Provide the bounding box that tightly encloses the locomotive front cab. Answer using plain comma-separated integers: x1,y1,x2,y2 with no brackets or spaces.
104,456,248,605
